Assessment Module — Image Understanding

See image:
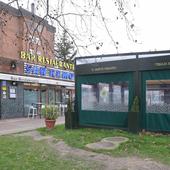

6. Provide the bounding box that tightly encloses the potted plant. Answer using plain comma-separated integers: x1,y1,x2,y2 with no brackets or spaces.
128,96,140,133
42,105,59,129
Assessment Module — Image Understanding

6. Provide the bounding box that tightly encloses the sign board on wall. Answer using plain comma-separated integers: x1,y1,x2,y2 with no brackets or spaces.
1,80,7,99
0,73,75,87
20,51,74,71
24,63,74,81
9,86,17,99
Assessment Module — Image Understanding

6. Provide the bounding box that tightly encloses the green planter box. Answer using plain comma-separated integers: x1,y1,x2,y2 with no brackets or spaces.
128,111,139,133
65,111,78,129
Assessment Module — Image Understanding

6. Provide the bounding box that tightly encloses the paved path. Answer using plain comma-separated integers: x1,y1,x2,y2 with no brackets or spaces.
0,116,65,136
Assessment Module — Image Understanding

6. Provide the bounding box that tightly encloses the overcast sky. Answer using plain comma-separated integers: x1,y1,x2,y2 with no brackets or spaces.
2,0,170,56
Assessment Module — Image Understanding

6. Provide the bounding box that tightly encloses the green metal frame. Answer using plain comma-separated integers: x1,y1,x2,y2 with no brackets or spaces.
75,50,170,132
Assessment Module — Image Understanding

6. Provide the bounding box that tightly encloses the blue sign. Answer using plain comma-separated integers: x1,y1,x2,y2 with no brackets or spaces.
2,80,7,86
24,63,74,81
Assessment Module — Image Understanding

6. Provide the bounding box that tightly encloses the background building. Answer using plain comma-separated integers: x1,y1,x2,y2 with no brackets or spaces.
0,1,74,119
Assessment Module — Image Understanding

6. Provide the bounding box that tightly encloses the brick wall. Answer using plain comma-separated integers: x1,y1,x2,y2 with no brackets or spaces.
0,2,56,119
0,2,55,75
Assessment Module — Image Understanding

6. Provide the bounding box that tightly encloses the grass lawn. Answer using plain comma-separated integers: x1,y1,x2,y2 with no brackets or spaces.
39,125,170,165
0,135,100,170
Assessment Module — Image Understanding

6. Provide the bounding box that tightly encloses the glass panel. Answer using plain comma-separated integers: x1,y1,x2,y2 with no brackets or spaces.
76,55,136,65
65,90,70,104
61,89,67,104
41,89,47,105
99,83,109,104
81,82,129,112
139,53,170,58
24,89,38,115
56,90,61,103
146,80,170,113
48,89,55,104
24,89,38,106
81,84,98,110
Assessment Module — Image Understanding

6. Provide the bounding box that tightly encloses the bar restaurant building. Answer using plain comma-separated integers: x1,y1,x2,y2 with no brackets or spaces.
0,51,75,119
0,2,74,119
75,50,170,132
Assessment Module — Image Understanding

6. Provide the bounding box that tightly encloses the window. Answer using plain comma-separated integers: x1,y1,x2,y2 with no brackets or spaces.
24,89,38,107
41,88,47,105
81,82,129,112
146,80,170,113
56,90,61,103
49,89,55,104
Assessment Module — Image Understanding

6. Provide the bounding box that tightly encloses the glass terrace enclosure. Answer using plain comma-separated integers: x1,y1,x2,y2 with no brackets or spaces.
75,50,170,132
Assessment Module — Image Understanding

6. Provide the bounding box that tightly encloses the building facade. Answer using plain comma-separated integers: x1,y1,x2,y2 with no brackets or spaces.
0,2,74,119
75,50,170,132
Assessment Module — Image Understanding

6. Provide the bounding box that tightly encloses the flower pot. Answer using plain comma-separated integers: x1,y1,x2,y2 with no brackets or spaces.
45,119,56,129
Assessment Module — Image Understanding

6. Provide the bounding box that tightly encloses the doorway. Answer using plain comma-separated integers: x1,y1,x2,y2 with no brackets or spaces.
23,83,40,116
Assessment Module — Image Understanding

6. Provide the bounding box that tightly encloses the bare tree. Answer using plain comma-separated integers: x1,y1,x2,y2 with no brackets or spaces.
1,0,138,57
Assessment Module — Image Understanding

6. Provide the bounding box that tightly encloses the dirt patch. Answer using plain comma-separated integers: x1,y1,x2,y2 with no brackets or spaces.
16,131,170,170
14,131,53,141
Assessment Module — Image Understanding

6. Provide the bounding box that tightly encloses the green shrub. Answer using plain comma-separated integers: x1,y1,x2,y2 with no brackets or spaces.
42,105,59,120
130,96,139,112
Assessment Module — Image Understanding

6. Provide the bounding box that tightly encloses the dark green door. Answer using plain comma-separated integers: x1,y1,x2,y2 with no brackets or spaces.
77,72,134,128
142,70,170,132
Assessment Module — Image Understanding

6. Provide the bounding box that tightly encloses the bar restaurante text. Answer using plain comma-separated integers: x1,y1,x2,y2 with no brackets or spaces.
20,51,74,71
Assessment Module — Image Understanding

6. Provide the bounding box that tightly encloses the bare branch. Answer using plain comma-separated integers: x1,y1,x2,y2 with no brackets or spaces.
97,5,118,52
1,0,137,57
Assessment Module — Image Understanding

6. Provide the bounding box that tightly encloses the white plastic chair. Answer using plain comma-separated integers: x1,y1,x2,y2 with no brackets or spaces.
28,106,37,118
60,104,67,116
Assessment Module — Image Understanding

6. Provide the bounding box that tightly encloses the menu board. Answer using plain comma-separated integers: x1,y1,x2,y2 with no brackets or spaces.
9,86,17,99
